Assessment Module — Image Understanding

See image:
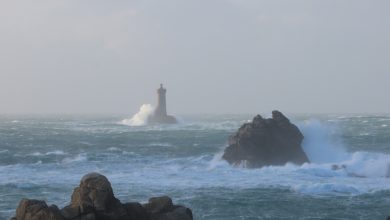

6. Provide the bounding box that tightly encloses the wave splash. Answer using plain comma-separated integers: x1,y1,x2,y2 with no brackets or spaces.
204,119,390,195
299,119,349,164
298,119,390,178
121,104,154,126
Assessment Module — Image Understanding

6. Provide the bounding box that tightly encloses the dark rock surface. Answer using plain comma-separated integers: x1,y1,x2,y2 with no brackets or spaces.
11,173,192,220
144,196,192,220
222,110,309,168
11,199,63,220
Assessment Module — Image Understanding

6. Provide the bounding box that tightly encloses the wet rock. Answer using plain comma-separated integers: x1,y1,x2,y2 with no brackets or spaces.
59,172,127,220
144,197,192,220
163,206,193,220
123,202,149,220
11,173,192,220
222,110,309,168
13,199,63,220
331,164,347,170
144,196,174,214
331,164,366,178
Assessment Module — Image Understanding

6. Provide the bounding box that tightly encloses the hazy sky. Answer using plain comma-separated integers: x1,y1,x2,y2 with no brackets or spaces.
0,0,389,114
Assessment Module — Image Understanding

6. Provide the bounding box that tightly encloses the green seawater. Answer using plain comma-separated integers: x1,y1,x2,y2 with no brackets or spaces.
1,114,390,219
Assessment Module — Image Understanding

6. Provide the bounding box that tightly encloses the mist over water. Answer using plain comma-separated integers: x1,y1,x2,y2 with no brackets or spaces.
1,114,390,219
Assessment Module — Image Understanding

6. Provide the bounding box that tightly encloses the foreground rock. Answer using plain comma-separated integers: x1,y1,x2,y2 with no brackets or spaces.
222,110,309,168
11,173,192,220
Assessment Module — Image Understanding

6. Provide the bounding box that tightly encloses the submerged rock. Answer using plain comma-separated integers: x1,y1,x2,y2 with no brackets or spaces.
11,173,192,220
222,110,309,168
331,164,366,178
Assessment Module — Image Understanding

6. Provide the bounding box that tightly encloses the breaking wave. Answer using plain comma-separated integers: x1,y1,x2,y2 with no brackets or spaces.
121,104,154,126
299,119,349,163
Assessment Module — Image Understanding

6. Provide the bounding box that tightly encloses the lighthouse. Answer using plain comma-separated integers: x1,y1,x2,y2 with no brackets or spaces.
155,84,168,117
147,84,177,124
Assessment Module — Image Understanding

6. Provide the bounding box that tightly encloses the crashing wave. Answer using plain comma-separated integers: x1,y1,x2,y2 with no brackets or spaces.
121,104,154,126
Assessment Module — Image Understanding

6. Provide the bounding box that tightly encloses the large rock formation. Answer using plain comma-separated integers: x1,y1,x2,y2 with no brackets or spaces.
222,110,309,168
11,173,192,220
147,84,177,124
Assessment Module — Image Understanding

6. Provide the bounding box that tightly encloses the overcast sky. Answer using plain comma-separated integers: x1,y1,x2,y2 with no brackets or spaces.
0,0,389,115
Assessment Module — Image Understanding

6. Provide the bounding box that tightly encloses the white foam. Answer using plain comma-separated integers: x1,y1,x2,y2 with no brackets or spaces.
61,154,87,164
0,150,9,154
46,150,66,155
29,150,66,156
2,150,390,197
108,147,121,151
2,116,390,199
30,152,43,156
121,104,154,126
147,142,173,147
207,151,227,170
342,151,390,178
122,151,135,155
298,119,349,163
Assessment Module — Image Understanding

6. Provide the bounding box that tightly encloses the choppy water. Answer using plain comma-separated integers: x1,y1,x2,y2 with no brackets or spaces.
1,114,390,219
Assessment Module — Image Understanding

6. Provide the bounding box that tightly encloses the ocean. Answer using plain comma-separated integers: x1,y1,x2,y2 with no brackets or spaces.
1,113,390,219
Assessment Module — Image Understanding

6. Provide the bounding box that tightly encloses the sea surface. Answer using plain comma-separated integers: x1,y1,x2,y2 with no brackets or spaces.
1,113,390,219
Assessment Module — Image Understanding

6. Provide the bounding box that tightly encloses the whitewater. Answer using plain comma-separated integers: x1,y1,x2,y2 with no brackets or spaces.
1,113,390,219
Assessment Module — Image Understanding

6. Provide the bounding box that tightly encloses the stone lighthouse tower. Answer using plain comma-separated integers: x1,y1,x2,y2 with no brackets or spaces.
147,84,177,124
155,84,167,117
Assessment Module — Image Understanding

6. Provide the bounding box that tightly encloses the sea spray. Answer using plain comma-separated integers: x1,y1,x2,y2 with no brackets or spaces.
296,119,390,178
341,151,390,178
121,104,154,126
207,151,227,170
211,118,390,179
298,119,349,163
